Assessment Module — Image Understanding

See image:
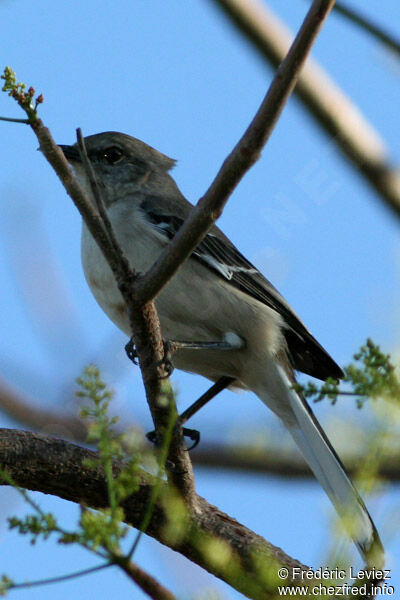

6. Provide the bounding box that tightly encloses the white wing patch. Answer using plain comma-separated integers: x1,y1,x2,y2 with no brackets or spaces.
147,214,258,282
155,221,172,232
196,252,257,281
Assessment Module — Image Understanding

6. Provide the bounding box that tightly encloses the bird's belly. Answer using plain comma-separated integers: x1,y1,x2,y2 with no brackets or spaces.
81,223,281,383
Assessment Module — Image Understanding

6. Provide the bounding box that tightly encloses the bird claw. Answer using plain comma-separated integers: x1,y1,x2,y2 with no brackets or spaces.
146,427,200,451
181,427,200,450
125,338,175,376
125,338,139,365
160,339,175,377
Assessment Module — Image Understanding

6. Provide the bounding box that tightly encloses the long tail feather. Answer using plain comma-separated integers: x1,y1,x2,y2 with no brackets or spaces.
258,364,384,567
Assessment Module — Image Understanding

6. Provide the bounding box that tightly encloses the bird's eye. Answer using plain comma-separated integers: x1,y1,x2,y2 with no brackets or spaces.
102,146,124,165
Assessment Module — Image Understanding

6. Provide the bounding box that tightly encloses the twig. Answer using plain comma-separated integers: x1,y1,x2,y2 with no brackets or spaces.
76,128,131,277
0,115,29,123
209,0,400,218
333,1,400,57
10,564,111,591
115,559,177,600
136,0,337,304
32,122,124,275
77,130,196,500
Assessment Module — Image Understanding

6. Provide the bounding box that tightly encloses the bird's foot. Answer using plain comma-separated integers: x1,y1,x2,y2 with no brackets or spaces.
146,427,200,451
159,339,175,378
125,337,139,365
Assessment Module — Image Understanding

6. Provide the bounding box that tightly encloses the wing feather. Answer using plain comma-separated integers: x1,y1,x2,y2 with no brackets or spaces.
140,196,343,381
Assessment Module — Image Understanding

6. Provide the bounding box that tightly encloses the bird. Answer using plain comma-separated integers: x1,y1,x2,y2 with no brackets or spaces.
59,131,384,567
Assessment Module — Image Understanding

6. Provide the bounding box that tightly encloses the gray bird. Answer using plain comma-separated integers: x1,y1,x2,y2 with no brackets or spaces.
60,131,384,567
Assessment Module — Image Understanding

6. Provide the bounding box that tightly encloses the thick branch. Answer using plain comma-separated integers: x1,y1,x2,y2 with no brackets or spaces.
0,429,313,600
210,0,400,217
3,387,399,481
135,0,337,304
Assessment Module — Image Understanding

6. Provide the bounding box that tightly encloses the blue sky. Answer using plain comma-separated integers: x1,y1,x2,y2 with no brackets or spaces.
0,0,399,598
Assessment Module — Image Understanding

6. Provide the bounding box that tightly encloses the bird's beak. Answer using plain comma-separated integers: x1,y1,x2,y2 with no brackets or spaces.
58,144,80,162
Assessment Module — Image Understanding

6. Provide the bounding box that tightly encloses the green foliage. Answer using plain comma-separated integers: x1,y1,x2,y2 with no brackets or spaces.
0,577,13,597
2,342,397,596
0,365,148,593
77,365,141,511
1,66,43,121
347,339,400,404
78,506,128,553
295,339,400,407
8,513,57,545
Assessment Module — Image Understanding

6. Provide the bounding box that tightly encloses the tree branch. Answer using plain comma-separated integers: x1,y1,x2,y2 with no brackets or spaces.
191,442,400,480
28,118,196,503
135,0,337,304
332,1,400,57
210,0,400,217
115,559,177,600
24,0,337,501
0,429,313,600
3,384,399,481
0,377,87,440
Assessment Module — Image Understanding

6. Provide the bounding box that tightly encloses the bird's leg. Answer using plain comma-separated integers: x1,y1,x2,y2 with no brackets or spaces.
178,375,236,425
160,336,243,447
146,375,236,450
132,333,241,450
126,334,244,371
166,333,245,353
162,333,245,376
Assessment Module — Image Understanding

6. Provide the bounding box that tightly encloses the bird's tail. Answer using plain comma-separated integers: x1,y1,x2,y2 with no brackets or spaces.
255,363,384,568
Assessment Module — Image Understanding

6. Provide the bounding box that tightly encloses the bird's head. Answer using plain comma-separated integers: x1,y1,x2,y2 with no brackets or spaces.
59,131,176,205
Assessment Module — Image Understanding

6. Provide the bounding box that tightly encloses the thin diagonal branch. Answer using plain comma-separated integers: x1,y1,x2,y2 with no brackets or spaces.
75,129,195,495
209,0,400,217
135,0,337,304
35,126,126,278
333,1,400,57
115,559,177,600
74,129,191,491
10,564,112,591
28,119,196,503
0,115,29,123
76,128,130,275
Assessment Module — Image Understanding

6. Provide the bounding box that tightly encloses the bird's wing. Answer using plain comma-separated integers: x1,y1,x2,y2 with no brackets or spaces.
140,196,343,381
